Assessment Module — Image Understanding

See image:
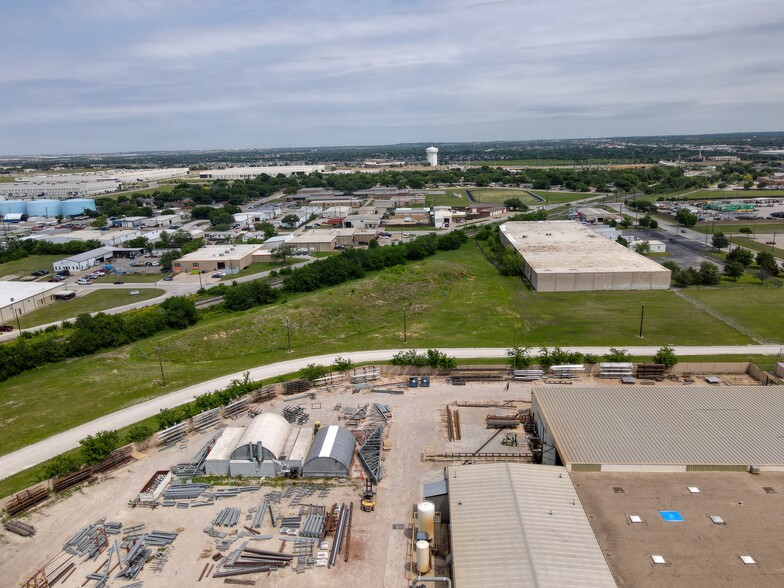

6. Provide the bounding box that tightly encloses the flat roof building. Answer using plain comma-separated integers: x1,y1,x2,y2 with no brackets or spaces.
173,244,262,274
199,165,324,180
0,281,66,324
53,247,116,272
500,221,671,292
532,386,784,472
447,463,616,588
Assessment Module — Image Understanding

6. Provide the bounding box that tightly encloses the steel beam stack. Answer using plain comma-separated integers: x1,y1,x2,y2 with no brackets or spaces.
162,482,209,500
357,425,384,484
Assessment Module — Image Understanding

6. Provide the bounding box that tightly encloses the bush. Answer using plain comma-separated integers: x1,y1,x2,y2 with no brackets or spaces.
125,423,155,444
79,430,121,465
300,363,329,382
44,454,84,479
506,347,533,369
604,347,631,362
653,345,678,369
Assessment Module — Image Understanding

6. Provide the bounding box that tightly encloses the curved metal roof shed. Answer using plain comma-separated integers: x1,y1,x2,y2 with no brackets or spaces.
302,425,356,478
230,413,290,462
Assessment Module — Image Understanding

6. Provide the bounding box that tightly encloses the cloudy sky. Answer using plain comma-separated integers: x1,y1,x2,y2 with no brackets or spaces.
1,0,782,155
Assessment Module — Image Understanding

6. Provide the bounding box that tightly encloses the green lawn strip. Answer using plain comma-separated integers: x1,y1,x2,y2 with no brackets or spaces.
0,255,64,278
530,191,598,204
93,273,167,283
665,190,784,200
17,289,165,328
220,260,295,279
467,188,539,204
692,221,784,235
684,287,784,340
0,245,751,458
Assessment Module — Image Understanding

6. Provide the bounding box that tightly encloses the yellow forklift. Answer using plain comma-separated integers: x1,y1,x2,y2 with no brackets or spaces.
360,479,376,512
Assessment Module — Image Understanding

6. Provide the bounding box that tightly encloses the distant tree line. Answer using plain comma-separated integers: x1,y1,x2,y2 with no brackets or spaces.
0,238,103,265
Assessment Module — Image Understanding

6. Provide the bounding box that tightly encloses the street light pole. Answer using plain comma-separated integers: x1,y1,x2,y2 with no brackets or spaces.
772,231,777,252
285,317,292,352
403,310,407,343
156,345,166,387
15,309,22,332
639,303,645,338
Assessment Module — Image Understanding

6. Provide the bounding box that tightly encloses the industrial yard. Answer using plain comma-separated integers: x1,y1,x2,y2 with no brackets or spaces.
0,366,775,587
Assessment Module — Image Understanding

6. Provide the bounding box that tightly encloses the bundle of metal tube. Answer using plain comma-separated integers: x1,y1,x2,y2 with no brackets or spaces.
300,513,325,538
145,530,178,546
328,504,348,569
213,507,241,527
162,483,209,500
213,546,292,577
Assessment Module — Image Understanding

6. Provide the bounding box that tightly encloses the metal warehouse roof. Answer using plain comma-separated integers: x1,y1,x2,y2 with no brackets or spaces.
206,427,245,462
533,386,784,467
448,463,616,588
58,246,116,263
231,413,290,461
302,425,356,475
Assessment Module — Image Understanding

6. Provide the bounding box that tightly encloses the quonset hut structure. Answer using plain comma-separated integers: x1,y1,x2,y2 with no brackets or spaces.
301,425,356,478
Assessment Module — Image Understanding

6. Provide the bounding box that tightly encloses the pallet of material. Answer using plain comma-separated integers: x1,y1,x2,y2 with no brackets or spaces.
93,445,135,473
598,362,634,378
52,466,95,493
513,370,545,381
4,520,36,537
636,363,667,379
283,379,311,395
4,485,49,516
486,414,521,428
449,373,505,383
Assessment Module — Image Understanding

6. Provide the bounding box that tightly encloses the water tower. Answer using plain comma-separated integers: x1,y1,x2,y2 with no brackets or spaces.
426,146,439,167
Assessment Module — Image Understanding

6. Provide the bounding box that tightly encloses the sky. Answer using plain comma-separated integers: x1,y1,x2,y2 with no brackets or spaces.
1,0,782,155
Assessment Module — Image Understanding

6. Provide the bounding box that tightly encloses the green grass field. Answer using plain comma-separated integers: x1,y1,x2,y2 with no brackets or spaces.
17,288,165,328
93,273,167,283
686,288,784,340
693,222,784,235
221,260,295,279
727,237,784,259
0,255,63,279
0,244,755,461
0,177,15,183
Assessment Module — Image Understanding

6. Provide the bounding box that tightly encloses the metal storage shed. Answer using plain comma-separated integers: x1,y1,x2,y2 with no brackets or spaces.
301,425,356,478
230,413,290,462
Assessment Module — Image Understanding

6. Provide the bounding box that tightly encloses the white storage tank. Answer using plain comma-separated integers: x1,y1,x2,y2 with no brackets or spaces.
416,540,431,574
0,200,27,216
61,198,97,217
417,500,435,539
26,199,62,218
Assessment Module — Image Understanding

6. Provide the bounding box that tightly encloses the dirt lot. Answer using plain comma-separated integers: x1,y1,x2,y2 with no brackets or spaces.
0,373,759,587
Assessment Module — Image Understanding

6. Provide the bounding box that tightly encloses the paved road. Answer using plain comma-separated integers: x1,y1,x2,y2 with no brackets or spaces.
0,344,780,481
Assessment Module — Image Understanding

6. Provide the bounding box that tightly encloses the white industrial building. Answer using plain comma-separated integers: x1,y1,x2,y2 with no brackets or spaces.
53,247,116,272
26,229,143,247
446,463,616,588
426,146,439,166
532,386,784,472
173,244,262,274
204,413,312,477
199,165,325,180
500,221,671,292
432,206,453,228
0,281,67,324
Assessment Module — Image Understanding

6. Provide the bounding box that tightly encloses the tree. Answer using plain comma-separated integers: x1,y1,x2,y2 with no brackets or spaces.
281,214,301,228
738,227,752,235
653,345,678,369
504,198,528,212
697,261,721,285
638,214,653,228
727,247,753,267
711,232,729,249
79,430,121,465
634,241,651,255
506,347,533,369
90,215,108,229
675,209,698,227
272,244,295,264
619,217,632,228
724,260,745,281
254,222,277,239
160,296,199,329
756,251,780,276
616,236,629,247
125,423,154,444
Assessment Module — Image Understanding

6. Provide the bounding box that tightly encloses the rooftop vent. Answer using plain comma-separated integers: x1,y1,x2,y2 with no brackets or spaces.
709,515,726,525
613,487,625,494
651,555,667,565
629,515,643,524
763,487,776,494
688,486,701,493
740,555,757,565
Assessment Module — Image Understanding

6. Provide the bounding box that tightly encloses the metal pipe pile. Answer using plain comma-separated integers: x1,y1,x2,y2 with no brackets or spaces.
279,516,301,533
104,521,123,534
300,514,325,538
63,519,106,556
116,537,151,580
163,482,210,500
328,504,348,569
145,530,178,546
282,405,309,424
4,520,36,537
213,507,241,527
213,545,292,577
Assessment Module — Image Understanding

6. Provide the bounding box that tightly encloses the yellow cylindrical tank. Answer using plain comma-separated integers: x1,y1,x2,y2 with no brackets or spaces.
416,540,431,574
417,500,435,539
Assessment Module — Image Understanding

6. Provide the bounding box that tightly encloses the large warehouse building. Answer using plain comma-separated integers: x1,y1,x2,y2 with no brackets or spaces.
0,281,67,324
301,425,356,478
499,221,671,292
532,386,784,472
199,165,325,180
446,462,616,588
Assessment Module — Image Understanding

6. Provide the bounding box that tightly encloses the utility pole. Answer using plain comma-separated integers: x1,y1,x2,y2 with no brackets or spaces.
639,303,645,338
15,309,22,332
156,345,166,387
285,317,292,352
403,310,407,344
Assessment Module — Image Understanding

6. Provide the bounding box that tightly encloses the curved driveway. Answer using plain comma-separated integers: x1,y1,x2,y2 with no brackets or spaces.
0,344,779,480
